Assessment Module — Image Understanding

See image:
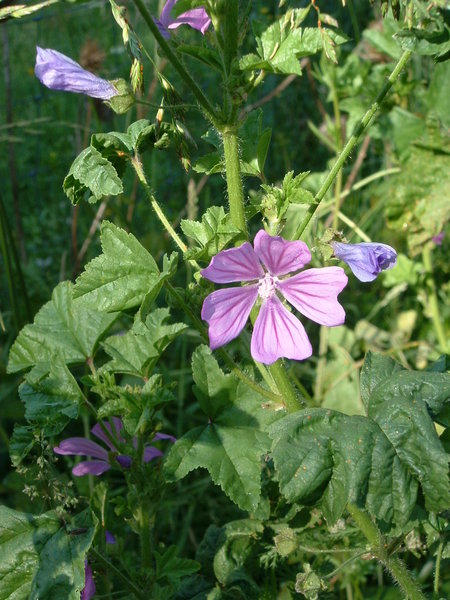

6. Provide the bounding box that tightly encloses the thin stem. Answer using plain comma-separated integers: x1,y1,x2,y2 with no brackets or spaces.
136,505,153,569
131,0,218,123
268,361,303,413
293,50,412,240
131,156,200,270
347,504,426,600
331,73,343,230
337,211,372,242
422,244,448,353
90,548,146,599
221,129,248,240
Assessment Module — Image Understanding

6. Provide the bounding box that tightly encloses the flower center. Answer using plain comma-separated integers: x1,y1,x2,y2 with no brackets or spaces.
258,273,279,300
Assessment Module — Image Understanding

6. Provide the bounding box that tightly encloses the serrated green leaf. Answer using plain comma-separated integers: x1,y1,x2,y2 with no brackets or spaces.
0,507,95,600
164,346,281,511
102,308,187,378
73,221,161,312
359,352,403,406
394,26,450,59
63,146,123,205
181,207,240,261
192,151,223,175
269,353,450,526
19,360,82,435
7,282,118,373
139,252,179,320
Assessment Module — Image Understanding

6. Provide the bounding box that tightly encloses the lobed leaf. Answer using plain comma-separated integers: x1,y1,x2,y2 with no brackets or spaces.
181,206,240,261
73,221,161,312
63,146,123,205
269,353,449,527
8,282,118,373
164,346,282,511
102,308,187,378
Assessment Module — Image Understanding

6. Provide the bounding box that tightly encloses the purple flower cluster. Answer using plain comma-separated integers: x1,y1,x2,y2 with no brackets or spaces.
201,230,348,365
54,417,175,476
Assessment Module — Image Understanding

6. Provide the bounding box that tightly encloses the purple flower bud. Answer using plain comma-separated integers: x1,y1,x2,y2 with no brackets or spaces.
35,47,118,100
331,241,397,282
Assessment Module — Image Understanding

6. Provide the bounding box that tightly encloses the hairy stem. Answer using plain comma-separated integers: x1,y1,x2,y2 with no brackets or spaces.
268,362,303,413
347,504,426,600
131,0,218,123
131,155,200,269
221,129,248,240
293,49,413,240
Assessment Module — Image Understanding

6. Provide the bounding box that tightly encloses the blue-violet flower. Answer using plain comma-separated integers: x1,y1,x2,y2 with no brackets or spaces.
81,561,95,600
331,241,397,282
35,47,118,100
201,230,347,365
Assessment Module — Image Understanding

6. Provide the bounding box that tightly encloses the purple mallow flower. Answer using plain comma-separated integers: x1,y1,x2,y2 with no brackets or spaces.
54,417,175,476
35,47,118,100
432,232,444,245
155,0,211,39
81,561,96,600
201,230,347,365
332,241,397,282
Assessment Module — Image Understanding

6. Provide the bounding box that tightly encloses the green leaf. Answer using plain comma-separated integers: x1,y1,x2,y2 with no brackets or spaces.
0,507,95,600
269,353,449,526
63,146,123,205
394,26,450,59
240,9,347,75
192,151,223,175
9,425,36,467
73,221,161,312
102,308,187,378
177,44,223,71
181,207,241,261
19,360,82,435
8,282,118,373
164,346,281,512
239,110,272,179
154,546,200,585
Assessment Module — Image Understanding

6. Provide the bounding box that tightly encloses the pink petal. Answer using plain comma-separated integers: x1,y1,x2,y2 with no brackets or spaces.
72,460,111,476
160,0,177,27
168,9,211,34
251,296,312,364
54,438,108,461
91,417,124,450
201,243,264,283
278,267,347,326
201,286,258,349
253,230,311,276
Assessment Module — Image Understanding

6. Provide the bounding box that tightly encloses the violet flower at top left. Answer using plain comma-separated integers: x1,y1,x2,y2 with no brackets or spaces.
35,47,118,100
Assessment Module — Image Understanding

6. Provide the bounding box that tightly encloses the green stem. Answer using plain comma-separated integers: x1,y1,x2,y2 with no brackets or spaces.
347,504,426,600
293,50,412,240
331,75,343,230
268,361,303,413
221,129,248,240
131,156,200,269
136,505,153,569
422,244,448,354
434,538,444,595
131,0,218,123
90,547,146,599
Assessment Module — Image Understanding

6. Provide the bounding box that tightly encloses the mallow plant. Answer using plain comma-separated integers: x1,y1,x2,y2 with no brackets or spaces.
2,1,449,599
